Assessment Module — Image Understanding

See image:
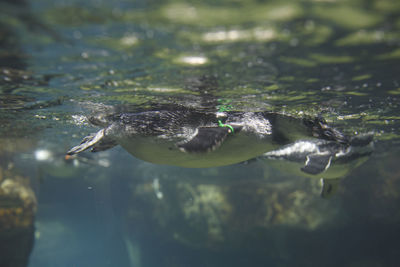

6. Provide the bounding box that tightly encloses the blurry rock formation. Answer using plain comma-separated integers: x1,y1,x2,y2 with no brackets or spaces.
0,142,37,267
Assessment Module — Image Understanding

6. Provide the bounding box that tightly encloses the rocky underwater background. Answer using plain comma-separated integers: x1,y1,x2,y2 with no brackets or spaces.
1,0,400,266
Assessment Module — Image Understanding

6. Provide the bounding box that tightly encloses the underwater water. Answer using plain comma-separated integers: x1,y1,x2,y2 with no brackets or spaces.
1,0,400,266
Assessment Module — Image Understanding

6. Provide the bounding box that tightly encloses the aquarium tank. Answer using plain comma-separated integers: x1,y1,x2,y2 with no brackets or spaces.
0,0,400,266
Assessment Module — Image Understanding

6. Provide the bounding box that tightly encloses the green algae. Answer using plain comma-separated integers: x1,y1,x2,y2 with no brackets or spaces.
373,0,400,13
388,88,400,95
302,25,333,46
352,74,372,81
280,57,317,68
306,78,320,83
309,53,354,64
264,84,279,91
312,5,382,29
43,6,116,26
159,2,303,27
376,48,400,60
335,30,394,46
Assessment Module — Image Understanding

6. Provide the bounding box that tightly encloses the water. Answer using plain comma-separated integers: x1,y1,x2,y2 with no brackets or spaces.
1,0,400,266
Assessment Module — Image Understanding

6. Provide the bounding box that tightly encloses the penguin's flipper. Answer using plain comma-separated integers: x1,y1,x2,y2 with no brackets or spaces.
320,178,341,198
67,128,117,155
177,127,232,153
301,153,332,175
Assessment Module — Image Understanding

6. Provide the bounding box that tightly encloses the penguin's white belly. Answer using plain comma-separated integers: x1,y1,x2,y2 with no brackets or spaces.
118,133,278,168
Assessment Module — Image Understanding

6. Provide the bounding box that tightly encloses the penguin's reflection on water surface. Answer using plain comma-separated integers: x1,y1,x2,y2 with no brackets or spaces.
262,135,374,198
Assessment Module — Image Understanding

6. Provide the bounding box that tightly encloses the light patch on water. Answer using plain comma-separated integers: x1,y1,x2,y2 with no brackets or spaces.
34,114,47,119
163,3,198,22
34,149,53,161
253,28,277,41
202,27,276,43
337,114,361,120
203,29,249,42
178,55,208,65
98,158,111,167
120,34,138,46
216,112,227,118
71,114,88,126
311,0,337,2
147,87,182,93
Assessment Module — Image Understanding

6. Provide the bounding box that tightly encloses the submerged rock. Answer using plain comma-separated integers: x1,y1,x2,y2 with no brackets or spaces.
0,136,37,267
0,176,37,230
0,168,36,267
121,165,342,251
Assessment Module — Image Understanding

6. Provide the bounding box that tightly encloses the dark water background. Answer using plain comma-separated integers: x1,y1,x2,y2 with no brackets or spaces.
1,0,400,266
